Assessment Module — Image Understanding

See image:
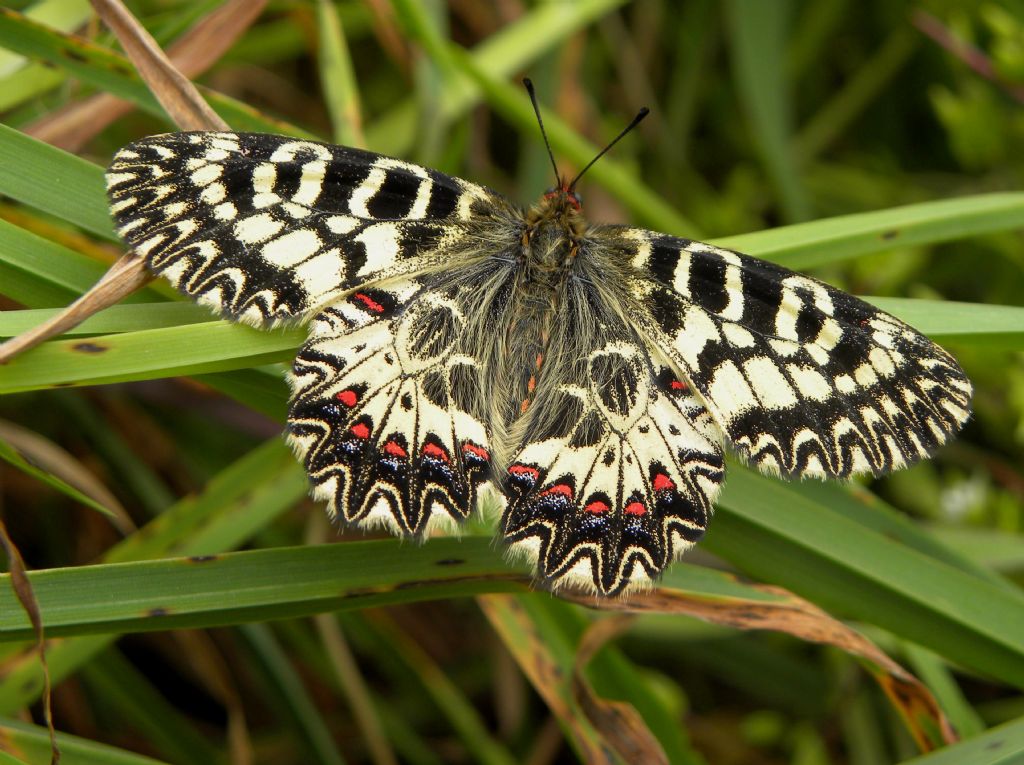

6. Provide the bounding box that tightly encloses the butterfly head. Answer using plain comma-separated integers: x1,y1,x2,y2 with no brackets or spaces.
542,185,583,212
522,78,647,222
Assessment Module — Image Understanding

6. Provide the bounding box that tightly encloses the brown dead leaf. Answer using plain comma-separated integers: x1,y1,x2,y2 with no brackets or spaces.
30,0,267,151
562,581,957,751
572,615,668,765
0,519,59,764
89,0,227,131
479,594,656,765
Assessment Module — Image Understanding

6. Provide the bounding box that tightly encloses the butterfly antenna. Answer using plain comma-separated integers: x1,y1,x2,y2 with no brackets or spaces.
568,106,649,192
523,78,563,186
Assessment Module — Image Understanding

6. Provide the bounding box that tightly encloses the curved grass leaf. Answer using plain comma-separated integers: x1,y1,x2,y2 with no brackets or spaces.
0,8,314,137
0,122,114,239
716,192,1024,269
706,466,1024,689
367,0,628,155
0,436,116,519
0,716,170,765
2,518,1023,694
0,321,303,393
0,438,306,713
898,717,1024,765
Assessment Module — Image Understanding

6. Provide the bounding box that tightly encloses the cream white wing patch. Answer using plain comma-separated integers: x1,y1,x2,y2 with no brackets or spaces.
502,341,725,595
286,280,493,535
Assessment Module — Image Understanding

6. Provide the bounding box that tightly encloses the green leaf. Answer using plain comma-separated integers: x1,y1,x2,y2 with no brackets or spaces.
0,716,171,765
0,121,115,239
0,8,316,137
0,321,303,393
898,717,1024,764
724,0,811,221
706,466,1024,690
0,435,117,519
714,192,1024,269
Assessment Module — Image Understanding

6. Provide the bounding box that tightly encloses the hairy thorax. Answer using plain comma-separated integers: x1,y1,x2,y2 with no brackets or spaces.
522,193,586,279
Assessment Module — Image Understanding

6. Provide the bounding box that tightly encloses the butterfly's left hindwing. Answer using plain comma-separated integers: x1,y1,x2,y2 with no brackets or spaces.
287,279,495,535
106,132,498,325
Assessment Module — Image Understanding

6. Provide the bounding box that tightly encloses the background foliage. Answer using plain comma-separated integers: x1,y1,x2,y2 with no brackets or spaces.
1,1,1023,763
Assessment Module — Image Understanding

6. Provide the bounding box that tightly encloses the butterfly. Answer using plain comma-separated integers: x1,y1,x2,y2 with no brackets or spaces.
104,91,971,596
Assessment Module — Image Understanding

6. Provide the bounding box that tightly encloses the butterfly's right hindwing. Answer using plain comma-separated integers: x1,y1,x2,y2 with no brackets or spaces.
105,132,499,325
500,281,725,595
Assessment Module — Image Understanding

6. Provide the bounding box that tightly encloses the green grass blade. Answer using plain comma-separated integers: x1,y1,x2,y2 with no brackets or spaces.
0,8,316,137
80,650,222,764
0,122,115,239
0,539,524,641
866,297,1024,349
0,435,117,519
0,321,303,392
0,439,306,712
4,295,1018,395
724,0,811,221
0,716,171,765
714,192,1024,269
898,717,1024,764
366,0,628,156
389,0,699,236
0,219,118,307
0,0,91,77
0,303,210,336
242,624,347,765
316,0,363,147
706,466,1024,689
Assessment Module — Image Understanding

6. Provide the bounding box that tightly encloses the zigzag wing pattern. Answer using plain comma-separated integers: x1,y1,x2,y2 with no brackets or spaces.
106,132,496,325
502,339,725,595
616,228,972,477
286,280,494,535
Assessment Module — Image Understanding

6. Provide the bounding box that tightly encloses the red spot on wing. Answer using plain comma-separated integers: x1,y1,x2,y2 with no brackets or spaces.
653,473,675,491
462,443,490,461
422,442,450,462
670,379,688,391
624,501,647,516
383,440,407,458
354,293,385,313
541,484,573,499
350,423,370,439
508,464,539,480
336,390,358,407
584,500,609,514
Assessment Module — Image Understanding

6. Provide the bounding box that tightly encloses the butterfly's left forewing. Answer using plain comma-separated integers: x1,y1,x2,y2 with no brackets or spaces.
106,132,497,325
